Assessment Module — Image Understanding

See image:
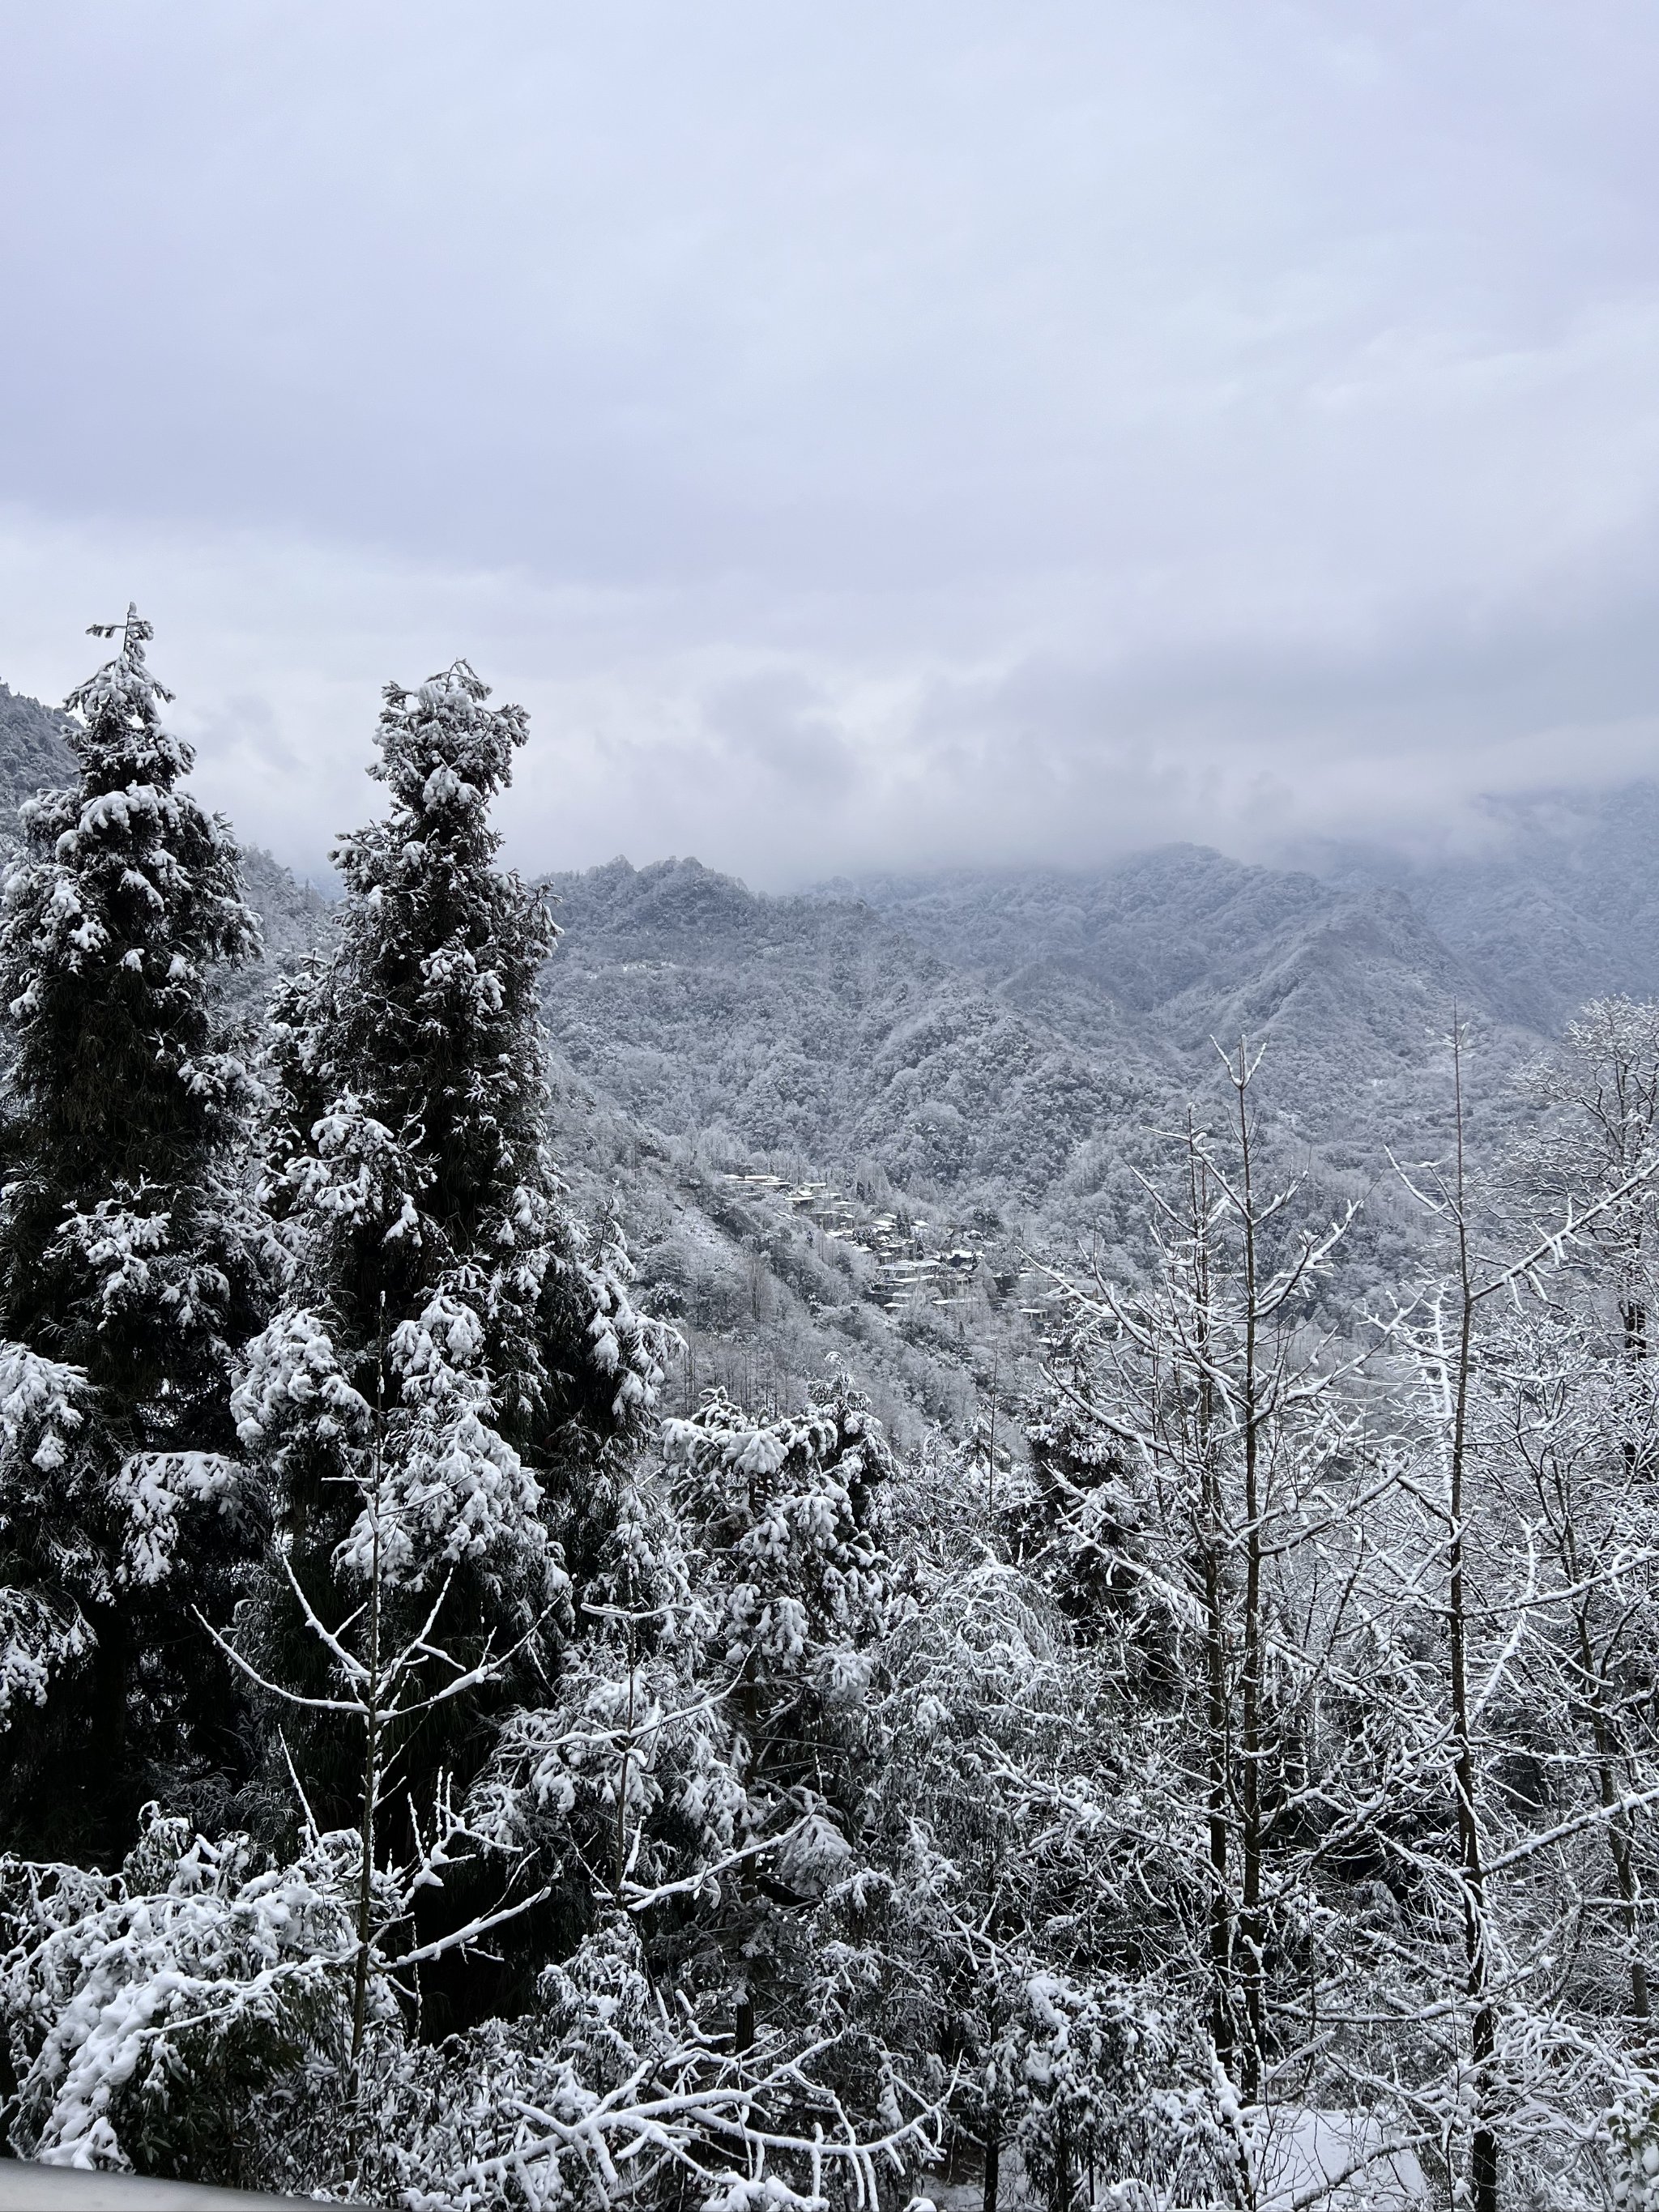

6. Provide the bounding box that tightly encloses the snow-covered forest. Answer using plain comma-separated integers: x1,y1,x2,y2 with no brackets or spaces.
4,612,1659,2212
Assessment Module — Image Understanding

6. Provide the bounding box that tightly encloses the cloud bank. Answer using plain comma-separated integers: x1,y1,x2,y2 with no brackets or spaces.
4,2,1659,885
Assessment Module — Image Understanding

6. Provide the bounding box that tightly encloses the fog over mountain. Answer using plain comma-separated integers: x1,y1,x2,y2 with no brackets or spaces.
543,784,1659,1198
1326,786,1659,1029
4,665,1653,1449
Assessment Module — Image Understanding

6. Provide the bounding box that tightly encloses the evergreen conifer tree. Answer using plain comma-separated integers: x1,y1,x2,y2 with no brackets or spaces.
655,1379,898,2046
235,663,667,1936
0,608,263,1857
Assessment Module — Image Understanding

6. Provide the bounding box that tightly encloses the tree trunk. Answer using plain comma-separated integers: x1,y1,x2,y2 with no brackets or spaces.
1575,1605,1652,2027
1190,1132,1237,2078
89,1600,130,1867
1447,1026,1499,2212
1235,1055,1265,2106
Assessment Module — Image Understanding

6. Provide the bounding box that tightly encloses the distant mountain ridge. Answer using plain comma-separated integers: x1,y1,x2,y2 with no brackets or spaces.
6,667,1657,1208
539,854,1174,1200
0,680,75,811
535,839,1550,1204
830,848,1503,1139
530,785,1659,1270
1323,782,1659,1029
4,669,1655,1442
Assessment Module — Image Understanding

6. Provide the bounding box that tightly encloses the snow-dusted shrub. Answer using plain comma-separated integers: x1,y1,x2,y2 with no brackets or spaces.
1611,2084,1659,2212
1001,1972,1230,2212
0,1805,365,2184
662,1380,900,1708
273,1916,938,2212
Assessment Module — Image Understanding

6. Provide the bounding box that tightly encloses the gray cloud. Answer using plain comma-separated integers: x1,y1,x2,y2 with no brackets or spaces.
4,2,1659,885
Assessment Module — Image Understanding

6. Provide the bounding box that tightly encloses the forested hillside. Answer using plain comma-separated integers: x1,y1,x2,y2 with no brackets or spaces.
0,684,75,814
531,838,1561,1450
2,634,1659,2212
1330,786,1659,1030
540,832,1593,1212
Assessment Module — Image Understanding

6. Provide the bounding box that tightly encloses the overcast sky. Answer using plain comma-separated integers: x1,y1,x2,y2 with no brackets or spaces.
4,2,1658,886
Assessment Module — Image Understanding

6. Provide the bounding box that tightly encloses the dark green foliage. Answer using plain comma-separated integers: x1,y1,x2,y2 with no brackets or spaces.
0,608,261,1390
1018,1398,1176,1687
238,663,668,1876
0,611,265,1860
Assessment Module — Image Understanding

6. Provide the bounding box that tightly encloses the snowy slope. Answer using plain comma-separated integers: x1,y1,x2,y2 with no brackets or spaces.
0,683,75,814
1327,782,1659,1029
537,844,1548,1217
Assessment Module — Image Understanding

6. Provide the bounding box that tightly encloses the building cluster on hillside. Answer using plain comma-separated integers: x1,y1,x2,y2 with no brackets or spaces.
721,1170,983,1314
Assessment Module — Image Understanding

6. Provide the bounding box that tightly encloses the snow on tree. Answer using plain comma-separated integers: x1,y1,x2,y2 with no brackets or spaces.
468,1376,1179,2208
1032,1060,1389,2116
232,661,672,2027
0,1347,99,1729
0,607,262,1391
260,1910,940,2211
480,1374,1224,2212
467,1449,747,1937
659,1380,898,1947
1505,995,1659,1356
0,1805,365,2182
469,1378,898,2046
259,658,665,1473
1365,1021,1659,2212
0,607,264,1860
838,1406,1232,2212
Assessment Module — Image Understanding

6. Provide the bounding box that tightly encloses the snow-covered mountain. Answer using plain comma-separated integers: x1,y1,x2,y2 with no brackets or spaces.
536,774,1659,1200
0,680,75,810
4,672,1655,1438
536,842,1542,1212
1326,783,1659,1029
524,803,1659,1438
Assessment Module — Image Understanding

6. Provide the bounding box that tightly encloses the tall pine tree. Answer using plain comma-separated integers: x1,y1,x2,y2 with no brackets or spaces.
234,663,667,1941
0,607,264,1858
